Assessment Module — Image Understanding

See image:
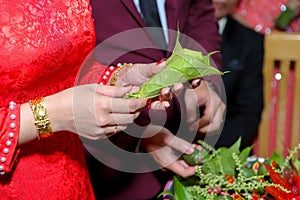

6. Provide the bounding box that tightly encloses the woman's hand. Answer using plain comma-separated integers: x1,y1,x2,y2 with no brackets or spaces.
116,61,178,110
115,62,166,87
45,84,147,140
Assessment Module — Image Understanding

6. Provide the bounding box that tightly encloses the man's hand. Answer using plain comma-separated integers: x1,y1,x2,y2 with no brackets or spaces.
184,80,225,134
140,125,196,178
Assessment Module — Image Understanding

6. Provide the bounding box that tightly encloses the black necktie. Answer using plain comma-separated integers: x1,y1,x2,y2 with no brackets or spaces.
139,0,167,52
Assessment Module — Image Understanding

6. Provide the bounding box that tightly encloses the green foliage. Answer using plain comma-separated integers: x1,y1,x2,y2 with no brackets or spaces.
182,148,209,166
173,176,193,200
162,137,300,200
201,138,243,176
127,31,224,99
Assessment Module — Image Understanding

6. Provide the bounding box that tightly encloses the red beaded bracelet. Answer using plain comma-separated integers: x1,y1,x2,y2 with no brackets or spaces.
98,65,118,85
98,63,132,86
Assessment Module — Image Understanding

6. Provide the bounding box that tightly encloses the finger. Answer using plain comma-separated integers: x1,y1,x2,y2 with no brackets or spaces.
106,113,140,125
210,104,225,132
184,89,199,128
109,98,147,113
168,136,195,155
161,129,194,154
197,98,213,131
158,87,172,102
199,104,225,134
87,125,128,140
97,85,132,98
138,61,166,78
100,124,127,135
197,114,211,131
172,83,184,96
191,78,201,88
166,162,196,178
129,86,140,93
149,101,170,110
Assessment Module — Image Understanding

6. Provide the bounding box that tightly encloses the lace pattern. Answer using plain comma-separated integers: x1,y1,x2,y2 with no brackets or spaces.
0,0,96,199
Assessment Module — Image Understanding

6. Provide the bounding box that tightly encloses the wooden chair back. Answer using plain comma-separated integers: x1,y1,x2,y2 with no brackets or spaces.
256,32,300,157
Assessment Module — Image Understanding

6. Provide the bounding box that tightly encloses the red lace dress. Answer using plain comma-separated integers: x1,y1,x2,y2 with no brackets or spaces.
0,0,96,199
232,0,300,34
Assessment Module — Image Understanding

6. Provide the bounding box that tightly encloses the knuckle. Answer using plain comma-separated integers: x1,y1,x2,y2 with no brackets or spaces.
101,102,110,111
97,117,109,126
128,101,138,112
162,136,171,145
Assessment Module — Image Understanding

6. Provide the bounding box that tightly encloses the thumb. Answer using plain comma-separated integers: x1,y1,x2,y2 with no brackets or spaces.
160,127,195,155
97,85,132,98
139,61,166,78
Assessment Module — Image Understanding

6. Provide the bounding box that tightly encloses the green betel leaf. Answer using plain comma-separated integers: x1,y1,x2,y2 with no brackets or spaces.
218,147,236,176
202,157,222,175
157,190,174,199
219,138,243,175
127,31,224,99
202,138,242,176
270,151,284,166
229,137,242,153
293,159,300,173
239,146,252,165
173,176,193,200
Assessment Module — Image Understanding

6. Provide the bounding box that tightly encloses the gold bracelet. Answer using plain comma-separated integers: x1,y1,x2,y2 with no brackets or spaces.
29,97,53,139
109,63,132,86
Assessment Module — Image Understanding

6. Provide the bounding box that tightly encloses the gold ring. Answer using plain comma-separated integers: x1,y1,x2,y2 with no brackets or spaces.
113,125,118,134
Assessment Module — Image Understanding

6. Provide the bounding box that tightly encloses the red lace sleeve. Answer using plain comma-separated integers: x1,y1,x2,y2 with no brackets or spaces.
0,101,20,175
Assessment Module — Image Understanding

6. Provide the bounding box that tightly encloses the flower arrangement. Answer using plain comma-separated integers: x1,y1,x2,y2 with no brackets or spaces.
160,138,300,200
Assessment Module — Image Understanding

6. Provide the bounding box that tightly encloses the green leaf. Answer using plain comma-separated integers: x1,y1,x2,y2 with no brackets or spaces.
239,146,252,165
202,138,242,176
173,176,193,200
127,31,224,99
218,147,236,176
241,167,256,178
182,148,209,166
202,156,221,175
157,190,174,199
228,137,241,153
269,152,284,166
293,159,300,173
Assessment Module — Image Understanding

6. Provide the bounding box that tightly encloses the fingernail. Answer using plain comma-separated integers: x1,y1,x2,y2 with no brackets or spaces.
162,87,170,95
185,145,194,154
156,58,167,65
194,79,201,86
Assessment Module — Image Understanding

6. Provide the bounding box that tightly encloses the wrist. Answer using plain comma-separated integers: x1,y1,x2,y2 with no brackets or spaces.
98,65,118,85
43,89,74,133
29,97,54,139
97,63,132,86
109,63,132,86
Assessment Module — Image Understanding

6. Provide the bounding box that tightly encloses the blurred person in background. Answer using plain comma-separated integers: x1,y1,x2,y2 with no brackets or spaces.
209,0,264,150
232,0,300,34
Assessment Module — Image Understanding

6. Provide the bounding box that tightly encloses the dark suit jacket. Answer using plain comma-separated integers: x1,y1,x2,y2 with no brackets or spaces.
212,17,264,150
90,0,221,66
86,1,222,199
